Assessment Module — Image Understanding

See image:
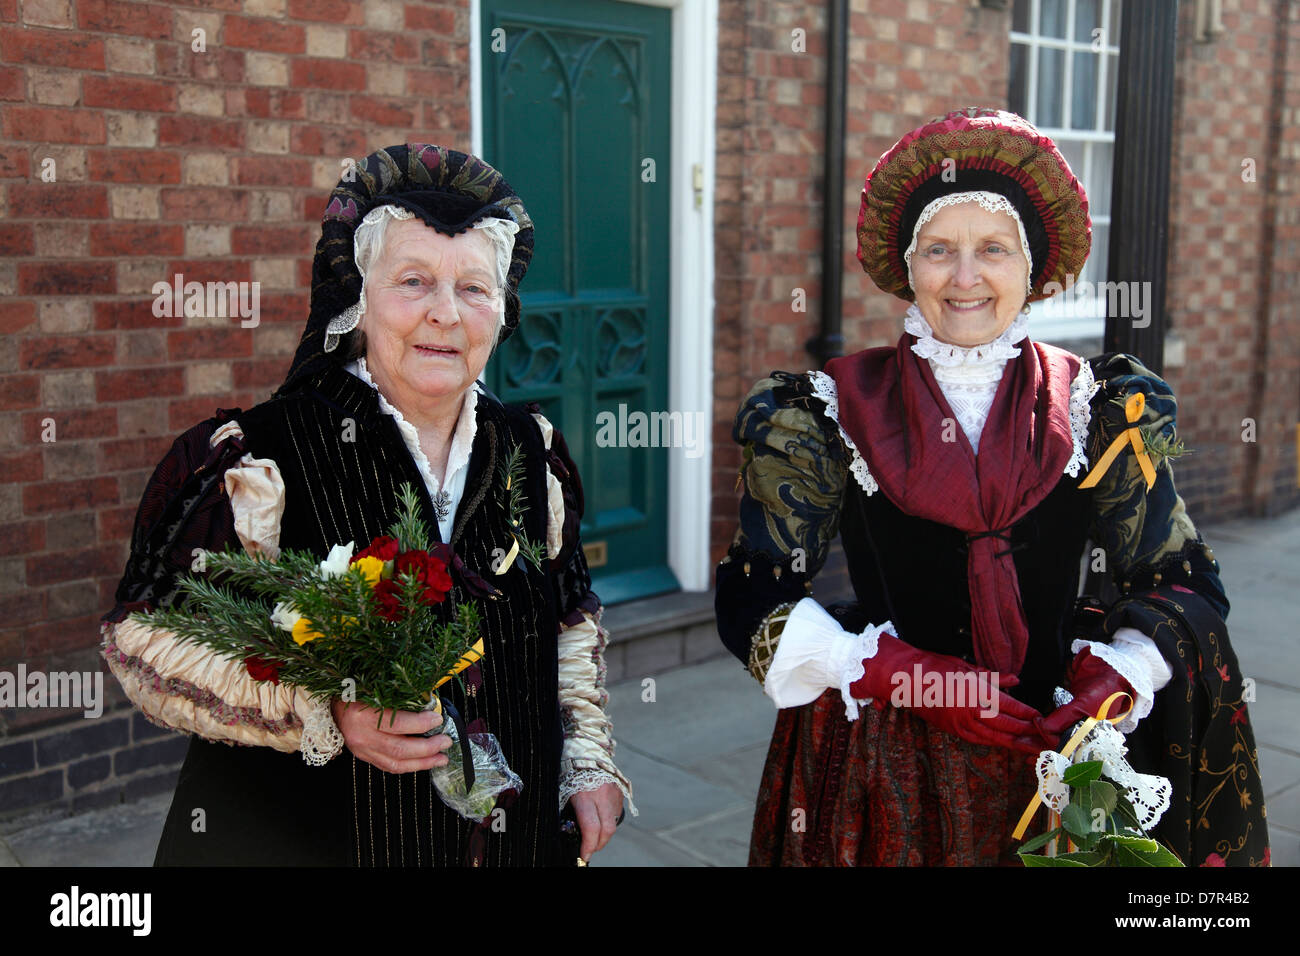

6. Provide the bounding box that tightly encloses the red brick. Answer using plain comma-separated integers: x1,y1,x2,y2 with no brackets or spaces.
230,225,313,255
0,300,36,334
0,222,33,255
0,27,106,68
0,64,22,101
96,367,184,403
93,299,181,331
161,260,252,284
286,0,363,24
0,143,30,177
23,478,119,515
98,505,137,544
233,156,311,187
20,336,117,371
290,58,366,91
26,544,120,588
252,291,308,325
169,395,251,430
161,187,250,221
83,76,175,113
348,95,417,128
224,15,305,54
22,408,117,443
77,0,173,39
2,106,106,144
158,116,245,150
18,262,115,296
9,184,110,219
233,357,289,389
89,223,184,258
0,451,42,485
23,613,106,656
404,5,455,32
167,328,253,361
87,149,182,185
0,592,46,629
99,435,174,473
348,31,419,62
242,89,304,120
0,374,39,410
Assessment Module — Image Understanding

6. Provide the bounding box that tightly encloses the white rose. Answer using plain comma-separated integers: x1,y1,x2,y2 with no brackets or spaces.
270,601,302,633
318,541,356,579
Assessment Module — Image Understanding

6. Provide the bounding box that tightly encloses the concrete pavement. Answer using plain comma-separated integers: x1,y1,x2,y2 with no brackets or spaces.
3,510,1297,866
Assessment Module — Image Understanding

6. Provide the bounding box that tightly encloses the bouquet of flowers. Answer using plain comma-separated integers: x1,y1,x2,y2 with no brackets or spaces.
1016,718,1182,866
132,483,520,822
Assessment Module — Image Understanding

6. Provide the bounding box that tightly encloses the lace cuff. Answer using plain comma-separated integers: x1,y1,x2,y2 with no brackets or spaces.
807,370,878,495
558,760,637,816
763,597,896,721
1070,626,1173,733
557,609,634,811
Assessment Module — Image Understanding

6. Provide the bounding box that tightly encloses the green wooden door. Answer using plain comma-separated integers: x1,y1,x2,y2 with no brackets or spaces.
481,0,676,603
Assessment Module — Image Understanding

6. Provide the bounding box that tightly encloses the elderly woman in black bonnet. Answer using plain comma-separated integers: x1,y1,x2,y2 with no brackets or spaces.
102,144,631,867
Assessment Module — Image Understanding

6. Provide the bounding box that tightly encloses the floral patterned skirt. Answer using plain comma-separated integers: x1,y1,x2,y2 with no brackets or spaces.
749,691,1041,866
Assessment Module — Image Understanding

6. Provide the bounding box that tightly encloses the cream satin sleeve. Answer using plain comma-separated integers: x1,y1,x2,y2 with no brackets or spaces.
531,412,636,815
100,421,345,765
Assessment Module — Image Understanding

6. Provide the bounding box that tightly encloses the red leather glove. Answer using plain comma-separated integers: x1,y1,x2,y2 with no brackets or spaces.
1036,646,1135,742
848,633,1047,755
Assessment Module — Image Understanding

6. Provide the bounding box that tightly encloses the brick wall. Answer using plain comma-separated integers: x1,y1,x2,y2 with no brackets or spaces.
0,0,470,819
1163,0,1300,519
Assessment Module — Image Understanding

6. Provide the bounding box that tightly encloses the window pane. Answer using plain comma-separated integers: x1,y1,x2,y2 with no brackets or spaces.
1089,140,1113,213
1037,47,1064,127
1102,53,1118,129
1090,222,1109,288
1011,0,1031,34
1009,43,1029,117
1040,0,1068,39
1071,51,1098,129
1058,138,1087,188
1075,0,1101,41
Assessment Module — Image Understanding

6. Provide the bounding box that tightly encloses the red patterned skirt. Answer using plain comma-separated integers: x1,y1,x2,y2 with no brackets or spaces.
750,690,1041,866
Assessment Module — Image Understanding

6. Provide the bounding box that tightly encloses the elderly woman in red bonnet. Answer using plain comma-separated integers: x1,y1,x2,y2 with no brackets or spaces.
716,109,1269,866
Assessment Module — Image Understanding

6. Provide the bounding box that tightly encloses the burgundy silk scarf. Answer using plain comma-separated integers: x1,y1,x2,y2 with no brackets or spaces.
825,335,1081,678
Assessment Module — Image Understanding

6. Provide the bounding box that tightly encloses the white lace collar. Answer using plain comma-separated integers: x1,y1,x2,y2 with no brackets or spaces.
343,356,479,495
903,302,1030,369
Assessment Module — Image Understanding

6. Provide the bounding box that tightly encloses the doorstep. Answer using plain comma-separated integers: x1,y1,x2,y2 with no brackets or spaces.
601,589,725,684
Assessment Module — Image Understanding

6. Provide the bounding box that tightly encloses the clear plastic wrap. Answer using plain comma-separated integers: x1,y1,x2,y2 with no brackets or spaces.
425,709,522,823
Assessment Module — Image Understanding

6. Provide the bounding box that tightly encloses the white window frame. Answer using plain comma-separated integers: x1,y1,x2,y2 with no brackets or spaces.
1010,0,1120,343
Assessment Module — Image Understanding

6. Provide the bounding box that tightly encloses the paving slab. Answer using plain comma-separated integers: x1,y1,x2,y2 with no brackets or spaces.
4,793,169,867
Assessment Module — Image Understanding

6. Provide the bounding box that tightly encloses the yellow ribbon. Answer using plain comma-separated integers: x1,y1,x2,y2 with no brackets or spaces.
432,637,486,692
1012,690,1133,842
1078,392,1157,490
494,536,520,576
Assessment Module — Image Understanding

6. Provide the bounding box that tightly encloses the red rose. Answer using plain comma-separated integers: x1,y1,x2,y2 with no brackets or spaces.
372,578,406,622
394,549,454,606
353,535,399,563
244,652,283,684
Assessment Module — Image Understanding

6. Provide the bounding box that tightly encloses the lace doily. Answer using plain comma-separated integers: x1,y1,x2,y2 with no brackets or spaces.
299,697,345,766
807,370,878,495
902,191,1034,296
1035,721,1173,830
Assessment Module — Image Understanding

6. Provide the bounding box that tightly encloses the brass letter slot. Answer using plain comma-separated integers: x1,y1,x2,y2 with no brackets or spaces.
583,540,608,568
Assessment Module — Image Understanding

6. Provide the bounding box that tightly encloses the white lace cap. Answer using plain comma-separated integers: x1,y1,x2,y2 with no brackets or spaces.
1033,721,1174,831
903,191,1034,297
323,206,518,353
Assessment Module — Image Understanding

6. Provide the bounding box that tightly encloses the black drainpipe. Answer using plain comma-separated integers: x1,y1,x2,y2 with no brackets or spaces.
806,0,849,368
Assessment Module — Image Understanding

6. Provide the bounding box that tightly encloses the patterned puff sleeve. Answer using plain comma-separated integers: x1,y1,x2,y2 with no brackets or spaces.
1081,353,1269,866
714,373,851,685
529,410,636,815
100,417,344,765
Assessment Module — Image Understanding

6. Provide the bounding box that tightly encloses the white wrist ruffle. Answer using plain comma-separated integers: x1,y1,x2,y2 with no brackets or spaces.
1070,627,1173,733
762,597,896,721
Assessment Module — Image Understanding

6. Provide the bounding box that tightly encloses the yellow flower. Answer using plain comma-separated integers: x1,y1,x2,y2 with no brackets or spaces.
291,617,322,646
350,556,386,588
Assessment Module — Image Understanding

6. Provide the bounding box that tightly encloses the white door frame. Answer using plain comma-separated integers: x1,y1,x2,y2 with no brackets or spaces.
470,0,718,592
